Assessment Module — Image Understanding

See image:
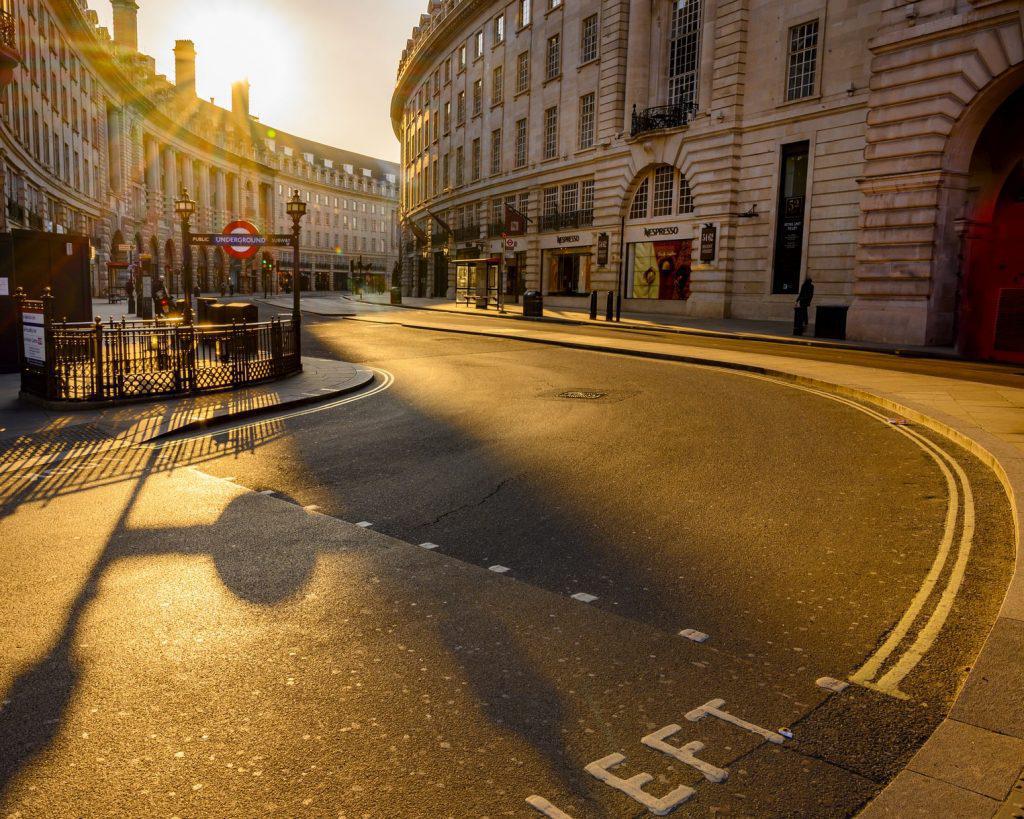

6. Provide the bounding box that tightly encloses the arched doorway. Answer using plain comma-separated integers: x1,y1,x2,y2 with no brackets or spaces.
958,84,1024,363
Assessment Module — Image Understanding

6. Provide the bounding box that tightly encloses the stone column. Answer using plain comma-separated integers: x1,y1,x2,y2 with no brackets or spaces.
216,169,228,225
231,174,241,219
163,146,177,220
197,163,211,229
144,137,161,218
181,157,194,202
623,0,652,132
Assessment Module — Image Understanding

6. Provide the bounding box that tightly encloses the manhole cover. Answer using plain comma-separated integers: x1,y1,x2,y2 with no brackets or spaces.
558,390,607,400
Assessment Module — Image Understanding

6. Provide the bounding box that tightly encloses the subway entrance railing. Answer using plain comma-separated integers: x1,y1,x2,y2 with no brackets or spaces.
16,289,301,405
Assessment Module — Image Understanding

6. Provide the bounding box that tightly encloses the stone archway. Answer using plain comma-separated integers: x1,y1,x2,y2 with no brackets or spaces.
848,19,1024,348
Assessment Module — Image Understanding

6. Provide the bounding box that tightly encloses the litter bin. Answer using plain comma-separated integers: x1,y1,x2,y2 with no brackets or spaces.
474,296,489,309
523,290,543,318
390,286,402,305
219,302,259,324
815,305,849,340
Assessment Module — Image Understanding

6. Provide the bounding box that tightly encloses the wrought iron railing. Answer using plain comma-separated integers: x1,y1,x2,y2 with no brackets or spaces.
0,10,16,52
630,102,698,137
487,222,505,238
540,209,595,232
453,223,480,241
18,305,300,404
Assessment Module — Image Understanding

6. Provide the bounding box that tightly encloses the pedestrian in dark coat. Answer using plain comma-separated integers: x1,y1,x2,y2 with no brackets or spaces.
793,277,815,336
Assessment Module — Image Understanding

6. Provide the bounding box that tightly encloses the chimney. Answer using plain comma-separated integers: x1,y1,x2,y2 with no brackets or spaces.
173,40,196,96
231,79,250,120
111,0,139,53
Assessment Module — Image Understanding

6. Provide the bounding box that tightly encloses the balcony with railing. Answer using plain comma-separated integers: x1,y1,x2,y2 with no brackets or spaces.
487,222,505,238
0,9,19,88
540,209,594,232
630,102,698,138
453,223,481,242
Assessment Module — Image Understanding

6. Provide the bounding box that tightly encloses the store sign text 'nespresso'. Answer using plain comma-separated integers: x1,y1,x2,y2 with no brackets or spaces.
643,226,680,238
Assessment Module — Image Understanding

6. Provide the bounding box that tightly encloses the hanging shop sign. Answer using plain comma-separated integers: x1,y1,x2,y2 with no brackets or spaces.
700,224,717,263
596,232,610,267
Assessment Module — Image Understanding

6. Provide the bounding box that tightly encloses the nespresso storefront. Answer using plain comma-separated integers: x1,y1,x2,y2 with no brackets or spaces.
540,231,594,296
623,223,696,303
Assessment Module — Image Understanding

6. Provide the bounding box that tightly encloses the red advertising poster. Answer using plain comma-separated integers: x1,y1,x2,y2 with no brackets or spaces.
630,239,693,300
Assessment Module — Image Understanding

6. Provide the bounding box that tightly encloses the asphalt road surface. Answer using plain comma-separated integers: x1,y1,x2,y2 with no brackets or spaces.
0,307,1014,817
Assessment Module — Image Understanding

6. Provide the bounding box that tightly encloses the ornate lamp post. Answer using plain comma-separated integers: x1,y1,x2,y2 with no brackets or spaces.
174,189,196,324
285,189,307,352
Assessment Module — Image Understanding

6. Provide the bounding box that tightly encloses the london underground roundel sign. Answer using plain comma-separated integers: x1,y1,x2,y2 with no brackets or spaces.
222,220,262,260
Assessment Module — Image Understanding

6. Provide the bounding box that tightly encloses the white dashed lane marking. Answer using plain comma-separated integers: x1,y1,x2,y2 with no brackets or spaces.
679,628,710,643
525,795,575,818
816,676,850,693
419,542,440,550
356,521,373,528
571,592,598,603
489,565,511,574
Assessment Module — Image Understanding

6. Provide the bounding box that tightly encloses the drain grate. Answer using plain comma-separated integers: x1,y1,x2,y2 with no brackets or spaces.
558,390,607,400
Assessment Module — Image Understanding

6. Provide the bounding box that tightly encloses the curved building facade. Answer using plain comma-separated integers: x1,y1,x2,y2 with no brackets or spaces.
0,0,399,298
393,0,1024,362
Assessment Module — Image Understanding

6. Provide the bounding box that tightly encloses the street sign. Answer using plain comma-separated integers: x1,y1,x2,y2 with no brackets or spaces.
21,308,45,367
597,232,610,266
222,220,263,260
191,231,292,249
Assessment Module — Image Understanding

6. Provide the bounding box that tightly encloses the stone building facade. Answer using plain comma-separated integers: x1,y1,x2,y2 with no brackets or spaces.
0,0,400,298
392,0,1024,362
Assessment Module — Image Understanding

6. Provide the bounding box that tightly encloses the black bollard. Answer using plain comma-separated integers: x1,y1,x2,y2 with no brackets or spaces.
589,290,598,320
605,290,614,321
615,291,622,322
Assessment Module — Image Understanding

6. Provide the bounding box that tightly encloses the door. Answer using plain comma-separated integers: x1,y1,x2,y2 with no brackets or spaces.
960,164,1024,363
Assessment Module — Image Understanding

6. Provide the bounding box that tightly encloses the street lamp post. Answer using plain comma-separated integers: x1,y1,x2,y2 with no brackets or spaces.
174,189,196,325
285,189,307,355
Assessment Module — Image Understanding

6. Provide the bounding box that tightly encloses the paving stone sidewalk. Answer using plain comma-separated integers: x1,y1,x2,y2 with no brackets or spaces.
0,356,374,447
273,291,961,359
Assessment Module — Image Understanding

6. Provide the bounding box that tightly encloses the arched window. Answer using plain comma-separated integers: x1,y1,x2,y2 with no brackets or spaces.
628,165,695,219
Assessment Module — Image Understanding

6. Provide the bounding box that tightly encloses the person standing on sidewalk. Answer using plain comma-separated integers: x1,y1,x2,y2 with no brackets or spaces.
793,276,815,336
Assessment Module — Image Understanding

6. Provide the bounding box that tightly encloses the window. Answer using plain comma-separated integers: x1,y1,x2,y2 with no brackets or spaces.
578,93,595,149
543,186,558,220
432,68,441,95
518,0,531,28
668,0,702,107
516,52,530,94
432,109,439,142
581,14,599,63
464,139,478,184
492,65,504,105
444,58,451,84
473,79,482,115
475,30,484,59
514,118,528,168
494,13,505,43
630,177,649,219
786,20,819,101
444,100,451,133
455,146,464,185
543,106,558,159
490,128,502,175
458,44,467,71
561,182,578,216
545,34,561,80
581,179,595,215
653,166,674,216
678,174,694,214
442,152,450,188
457,90,466,124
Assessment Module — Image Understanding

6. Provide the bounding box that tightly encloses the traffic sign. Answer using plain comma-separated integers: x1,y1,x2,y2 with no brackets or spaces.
222,220,262,260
